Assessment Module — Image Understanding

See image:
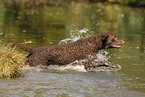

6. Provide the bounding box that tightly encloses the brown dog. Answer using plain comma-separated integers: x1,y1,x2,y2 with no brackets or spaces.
9,32,125,69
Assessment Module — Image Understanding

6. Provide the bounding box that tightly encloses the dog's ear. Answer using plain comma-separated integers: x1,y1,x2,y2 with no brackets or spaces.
101,35,108,41
101,35,109,49
101,32,110,41
101,33,111,48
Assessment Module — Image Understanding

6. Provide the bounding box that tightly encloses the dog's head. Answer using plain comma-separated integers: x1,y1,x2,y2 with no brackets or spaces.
101,32,125,49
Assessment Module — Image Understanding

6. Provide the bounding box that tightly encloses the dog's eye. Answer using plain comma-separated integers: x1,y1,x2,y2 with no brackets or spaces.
111,38,115,42
113,37,118,41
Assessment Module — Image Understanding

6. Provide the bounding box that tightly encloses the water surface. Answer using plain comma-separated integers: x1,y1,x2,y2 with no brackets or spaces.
0,1,145,97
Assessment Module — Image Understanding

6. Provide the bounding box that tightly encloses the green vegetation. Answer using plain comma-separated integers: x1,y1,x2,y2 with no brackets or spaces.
0,44,27,78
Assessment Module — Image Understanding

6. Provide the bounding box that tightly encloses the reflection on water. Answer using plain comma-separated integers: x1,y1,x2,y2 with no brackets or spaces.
0,1,145,96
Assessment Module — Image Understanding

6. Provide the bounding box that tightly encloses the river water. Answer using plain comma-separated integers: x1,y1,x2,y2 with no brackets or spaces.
0,1,145,97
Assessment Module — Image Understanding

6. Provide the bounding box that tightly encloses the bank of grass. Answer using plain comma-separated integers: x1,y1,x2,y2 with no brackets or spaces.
0,44,27,78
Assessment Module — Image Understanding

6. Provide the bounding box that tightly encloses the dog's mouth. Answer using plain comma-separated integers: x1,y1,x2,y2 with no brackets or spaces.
111,40,125,48
111,44,122,48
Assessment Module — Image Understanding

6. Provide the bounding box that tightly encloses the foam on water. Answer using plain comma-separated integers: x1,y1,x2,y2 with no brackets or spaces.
47,64,87,72
45,58,121,72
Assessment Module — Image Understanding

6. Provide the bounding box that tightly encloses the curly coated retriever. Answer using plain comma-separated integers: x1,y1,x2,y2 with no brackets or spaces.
9,32,125,69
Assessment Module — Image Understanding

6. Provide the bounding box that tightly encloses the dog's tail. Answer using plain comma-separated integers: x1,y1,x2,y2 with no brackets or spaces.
8,43,34,53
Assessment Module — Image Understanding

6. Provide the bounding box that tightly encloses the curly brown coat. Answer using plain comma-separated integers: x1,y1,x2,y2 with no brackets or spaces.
9,32,125,67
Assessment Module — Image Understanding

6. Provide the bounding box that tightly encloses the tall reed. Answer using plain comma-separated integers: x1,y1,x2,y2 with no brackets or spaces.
0,44,27,78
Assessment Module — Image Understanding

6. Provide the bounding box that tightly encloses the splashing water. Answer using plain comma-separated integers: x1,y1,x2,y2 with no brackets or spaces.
47,64,87,72
86,52,121,72
59,28,94,45
49,28,121,72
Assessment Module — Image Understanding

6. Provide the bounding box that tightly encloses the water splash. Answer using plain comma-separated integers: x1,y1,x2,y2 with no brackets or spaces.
59,28,94,45
46,58,117,72
47,64,86,72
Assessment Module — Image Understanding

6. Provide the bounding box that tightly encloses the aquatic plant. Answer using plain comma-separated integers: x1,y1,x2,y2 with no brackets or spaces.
0,44,27,78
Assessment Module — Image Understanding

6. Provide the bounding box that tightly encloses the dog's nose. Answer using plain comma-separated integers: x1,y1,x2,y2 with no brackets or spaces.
121,40,125,45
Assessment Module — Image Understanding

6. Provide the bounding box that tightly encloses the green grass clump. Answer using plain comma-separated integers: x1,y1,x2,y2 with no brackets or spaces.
0,44,27,78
